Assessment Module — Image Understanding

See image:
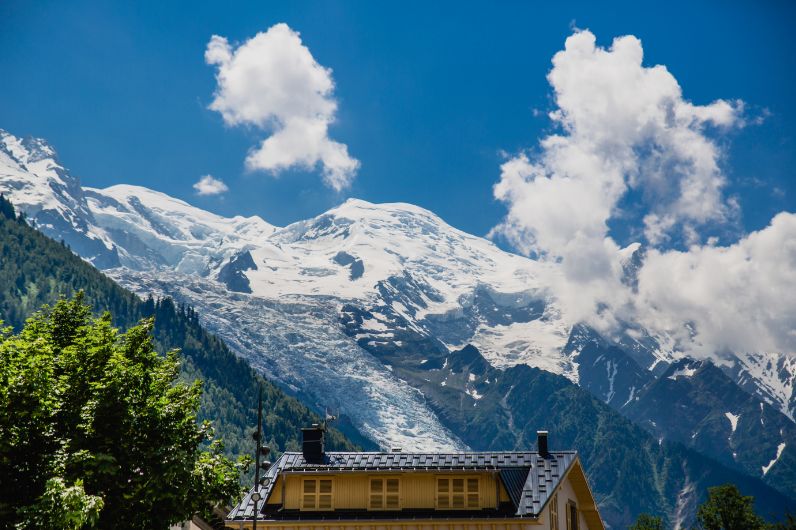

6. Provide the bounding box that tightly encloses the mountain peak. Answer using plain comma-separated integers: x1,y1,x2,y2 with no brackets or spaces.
326,198,455,231
80,184,276,272
0,129,121,267
1,128,58,169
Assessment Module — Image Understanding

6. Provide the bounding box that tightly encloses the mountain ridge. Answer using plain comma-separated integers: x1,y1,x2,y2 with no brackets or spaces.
1,126,793,437
0,193,366,462
2,128,795,526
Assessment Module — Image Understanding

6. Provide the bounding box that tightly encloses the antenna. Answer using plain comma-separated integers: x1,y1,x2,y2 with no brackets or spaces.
323,407,338,430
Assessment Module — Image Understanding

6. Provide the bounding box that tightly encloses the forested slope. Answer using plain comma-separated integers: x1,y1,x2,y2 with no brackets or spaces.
0,194,363,461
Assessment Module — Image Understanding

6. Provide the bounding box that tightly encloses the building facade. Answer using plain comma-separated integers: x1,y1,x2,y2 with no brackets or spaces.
226,428,603,530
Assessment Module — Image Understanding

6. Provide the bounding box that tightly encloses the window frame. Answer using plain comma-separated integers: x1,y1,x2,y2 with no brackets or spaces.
300,477,334,511
435,475,481,510
566,499,578,530
368,476,402,511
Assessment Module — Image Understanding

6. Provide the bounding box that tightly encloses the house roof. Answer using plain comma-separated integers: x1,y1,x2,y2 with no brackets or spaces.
227,451,580,522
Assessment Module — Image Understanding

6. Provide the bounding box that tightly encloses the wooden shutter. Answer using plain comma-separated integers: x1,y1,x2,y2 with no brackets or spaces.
452,478,465,508
437,478,450,508
385,478,400,509
370,477,400,510
550,493,559,530
301,478,333,510
437,477,479,510
466,478,479,508
566,500,578,530
370,478,384,509
318,479,333,510
302,479,316,509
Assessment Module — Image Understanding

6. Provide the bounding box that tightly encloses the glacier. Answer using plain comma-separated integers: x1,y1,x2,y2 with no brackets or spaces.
2,128,795,453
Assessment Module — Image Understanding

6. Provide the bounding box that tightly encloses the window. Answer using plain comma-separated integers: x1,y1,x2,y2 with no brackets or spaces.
301,478,333,510
436,477,479,509
566,500,578,530
550,493,559,530
369,477,400,510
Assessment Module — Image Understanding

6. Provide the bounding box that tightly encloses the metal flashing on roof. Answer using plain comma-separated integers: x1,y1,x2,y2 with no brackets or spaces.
226,451,580,523
498,468,530,509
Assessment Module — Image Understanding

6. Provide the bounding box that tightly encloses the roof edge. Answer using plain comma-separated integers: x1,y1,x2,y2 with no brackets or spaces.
534,456,604,530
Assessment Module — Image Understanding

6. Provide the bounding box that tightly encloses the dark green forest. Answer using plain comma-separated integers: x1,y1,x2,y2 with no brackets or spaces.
0,194,358,463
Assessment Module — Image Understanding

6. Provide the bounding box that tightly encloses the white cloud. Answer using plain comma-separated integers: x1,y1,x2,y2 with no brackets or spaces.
636,213,796,357
193,174,229,196
494,30,741,257
205,23,359,191
493,30,796,358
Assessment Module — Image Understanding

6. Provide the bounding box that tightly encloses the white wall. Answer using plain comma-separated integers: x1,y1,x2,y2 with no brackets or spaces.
545,475,591,530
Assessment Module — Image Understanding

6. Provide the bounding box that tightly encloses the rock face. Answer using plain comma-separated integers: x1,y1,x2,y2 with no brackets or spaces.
2,128,796,526
621,359,796,494
0,130,120,268
218,251,258,293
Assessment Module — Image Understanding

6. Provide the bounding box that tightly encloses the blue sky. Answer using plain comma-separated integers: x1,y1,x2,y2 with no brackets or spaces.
0,0,794,241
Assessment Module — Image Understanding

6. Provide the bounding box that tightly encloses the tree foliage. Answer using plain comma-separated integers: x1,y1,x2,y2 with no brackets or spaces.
769,513,796,530
630,513,664,530
693,484,767,530
0,295,244,529
0,193,363,474
15,478,103,530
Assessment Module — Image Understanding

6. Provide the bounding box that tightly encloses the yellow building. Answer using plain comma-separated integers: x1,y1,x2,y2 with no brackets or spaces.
225,428,604,530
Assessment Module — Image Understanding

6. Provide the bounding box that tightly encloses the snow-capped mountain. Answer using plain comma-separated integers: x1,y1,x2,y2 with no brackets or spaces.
1,129,794,464
85,184,276,272
0,130,117,267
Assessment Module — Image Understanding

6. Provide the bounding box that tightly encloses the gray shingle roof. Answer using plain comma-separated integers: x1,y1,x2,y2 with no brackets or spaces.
227,451,577,522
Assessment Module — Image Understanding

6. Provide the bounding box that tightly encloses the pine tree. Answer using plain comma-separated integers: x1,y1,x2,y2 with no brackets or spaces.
0,194,15,220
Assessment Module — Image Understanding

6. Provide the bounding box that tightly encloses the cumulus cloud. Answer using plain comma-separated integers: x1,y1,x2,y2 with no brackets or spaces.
494,30,741,256
635,213,796,357
193,174,229,196
205,23,359,191
493,29,796,358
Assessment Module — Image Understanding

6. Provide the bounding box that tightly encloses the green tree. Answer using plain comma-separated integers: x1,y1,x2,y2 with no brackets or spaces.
694,484,767,530
15,478,103,530
0,294,245,529
769,513,796,530
0,193,363,466
630,513,664,530
0,194,15,221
